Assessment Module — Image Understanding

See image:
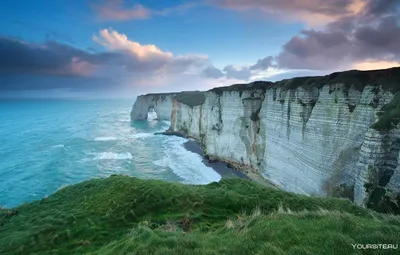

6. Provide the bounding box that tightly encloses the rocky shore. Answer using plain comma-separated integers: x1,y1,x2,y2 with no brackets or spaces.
155,131,276,187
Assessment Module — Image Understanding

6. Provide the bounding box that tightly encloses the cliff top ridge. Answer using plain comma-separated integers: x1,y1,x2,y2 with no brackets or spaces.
210,66,400,94
138,67,399,99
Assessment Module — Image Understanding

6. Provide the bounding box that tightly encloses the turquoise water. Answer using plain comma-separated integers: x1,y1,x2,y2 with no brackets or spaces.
0,99,221,208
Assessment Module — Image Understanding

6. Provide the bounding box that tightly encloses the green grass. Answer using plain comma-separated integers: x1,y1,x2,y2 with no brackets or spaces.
371,92,400,131
1,176,399,255
173,91,205,107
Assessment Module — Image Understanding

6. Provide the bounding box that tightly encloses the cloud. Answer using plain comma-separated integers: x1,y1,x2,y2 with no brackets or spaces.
92,0,197,22
208,0,367,25
200,0,399,79
361,0,399,16
0,37,109,77
155,3,198,16
93,28,172,71
92,0,151,21
223,65,252,80
203,58,280,81
0,29,213,92
203,0,400,81
3,1,399,95
250,56,274,70
202,65,224,78
274,0,400,70
0,28,209,78
93,28,209,74
275,29,351,70
202,56,277,81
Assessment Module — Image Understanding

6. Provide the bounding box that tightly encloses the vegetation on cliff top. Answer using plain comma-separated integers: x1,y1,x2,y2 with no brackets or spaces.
209,67,400,94
143,92,179,97
1,176,399,254
371,92,400,131
173,91,205,107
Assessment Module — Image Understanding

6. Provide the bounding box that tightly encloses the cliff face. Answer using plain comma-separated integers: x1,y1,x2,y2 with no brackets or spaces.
131,93,178,120
131,67,400,210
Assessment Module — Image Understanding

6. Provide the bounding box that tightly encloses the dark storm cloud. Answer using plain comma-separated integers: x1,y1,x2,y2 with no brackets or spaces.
362,0,399,16
0,30,212,91
275,29,351,69
0,37,119,77
0,37,153,91
204,0,400,81
0,26,217,93
275,0,400,69
354,16,400,50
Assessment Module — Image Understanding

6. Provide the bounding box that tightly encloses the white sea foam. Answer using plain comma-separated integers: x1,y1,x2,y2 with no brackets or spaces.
154,154,171,168
94,136,118,141
53,144,65,148
157,136,221,184
147,119,157,128
129,133,153,139
147,109,158,121
94,152,133,160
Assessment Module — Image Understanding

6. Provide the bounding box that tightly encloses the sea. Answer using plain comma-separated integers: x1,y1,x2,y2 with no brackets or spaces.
0,99,221,208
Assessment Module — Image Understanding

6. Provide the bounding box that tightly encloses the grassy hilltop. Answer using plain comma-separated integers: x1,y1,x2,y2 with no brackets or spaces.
1,176,399,255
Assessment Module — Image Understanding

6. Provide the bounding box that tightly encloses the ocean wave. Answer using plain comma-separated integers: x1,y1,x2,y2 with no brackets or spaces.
157,136,221,184
53,144,65,148
147,109,158,121
147,119,157,128
129,133,153,139
153,154,171,168
93,152,133,160
155,120,171,133
162,120,171,127
94,136,118,141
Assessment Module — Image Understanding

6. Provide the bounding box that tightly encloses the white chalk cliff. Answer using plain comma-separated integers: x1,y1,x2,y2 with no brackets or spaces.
131,93,178,121
131,68,400,211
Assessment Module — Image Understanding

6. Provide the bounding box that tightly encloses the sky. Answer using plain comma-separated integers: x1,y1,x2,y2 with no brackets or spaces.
0,0,399,98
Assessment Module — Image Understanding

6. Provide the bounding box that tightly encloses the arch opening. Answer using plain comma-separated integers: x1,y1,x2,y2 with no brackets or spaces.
147,108,158,121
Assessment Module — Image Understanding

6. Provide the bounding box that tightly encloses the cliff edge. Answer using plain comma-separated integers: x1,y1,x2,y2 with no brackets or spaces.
131,67,400,212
